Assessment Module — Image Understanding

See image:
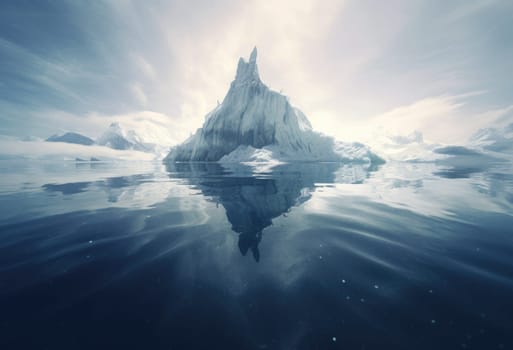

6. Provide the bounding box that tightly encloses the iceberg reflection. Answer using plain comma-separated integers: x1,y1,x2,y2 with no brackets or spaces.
165,162,377,260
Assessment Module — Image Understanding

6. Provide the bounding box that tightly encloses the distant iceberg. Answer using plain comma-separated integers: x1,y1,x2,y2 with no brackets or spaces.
97,122,153,152
165,48,383,165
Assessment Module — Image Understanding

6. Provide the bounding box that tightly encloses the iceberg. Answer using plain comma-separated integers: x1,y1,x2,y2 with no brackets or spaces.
165,48,383,165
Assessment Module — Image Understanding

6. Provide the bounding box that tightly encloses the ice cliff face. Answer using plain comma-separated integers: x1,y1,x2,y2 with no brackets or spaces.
165,47,383,164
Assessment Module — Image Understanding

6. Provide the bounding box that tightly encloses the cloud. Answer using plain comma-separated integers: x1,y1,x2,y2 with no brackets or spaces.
444,0,498,22
370,95,467,143
368,93,513,144
130,83,148,106
131,54,156,80
308,95,466,143
319,91,513,148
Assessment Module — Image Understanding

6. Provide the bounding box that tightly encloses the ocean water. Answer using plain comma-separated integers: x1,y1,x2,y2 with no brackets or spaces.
0,159,512,349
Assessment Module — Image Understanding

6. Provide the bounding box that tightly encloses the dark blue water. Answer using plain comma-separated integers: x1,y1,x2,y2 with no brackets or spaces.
1,160,512,349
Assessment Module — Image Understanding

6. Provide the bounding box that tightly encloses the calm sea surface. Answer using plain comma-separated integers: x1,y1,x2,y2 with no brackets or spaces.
1,160,512,349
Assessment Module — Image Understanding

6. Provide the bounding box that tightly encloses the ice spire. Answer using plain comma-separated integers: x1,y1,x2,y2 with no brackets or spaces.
249,46,257,63
235,46,260,83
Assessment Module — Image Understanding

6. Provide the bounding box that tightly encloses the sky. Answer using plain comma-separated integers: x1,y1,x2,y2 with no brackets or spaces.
1,0,512,145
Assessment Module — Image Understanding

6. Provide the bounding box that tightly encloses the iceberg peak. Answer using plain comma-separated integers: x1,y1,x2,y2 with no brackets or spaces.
108,122,123,132
249,46,257,63
235,47,260,84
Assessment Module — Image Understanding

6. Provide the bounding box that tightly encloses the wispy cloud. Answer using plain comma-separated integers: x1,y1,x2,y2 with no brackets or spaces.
333,92,513,146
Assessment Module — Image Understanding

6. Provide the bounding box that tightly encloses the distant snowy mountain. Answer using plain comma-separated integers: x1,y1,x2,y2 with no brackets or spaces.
97,122,153,152
165,48,383,165
46,132,95,146
42,119,174,160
